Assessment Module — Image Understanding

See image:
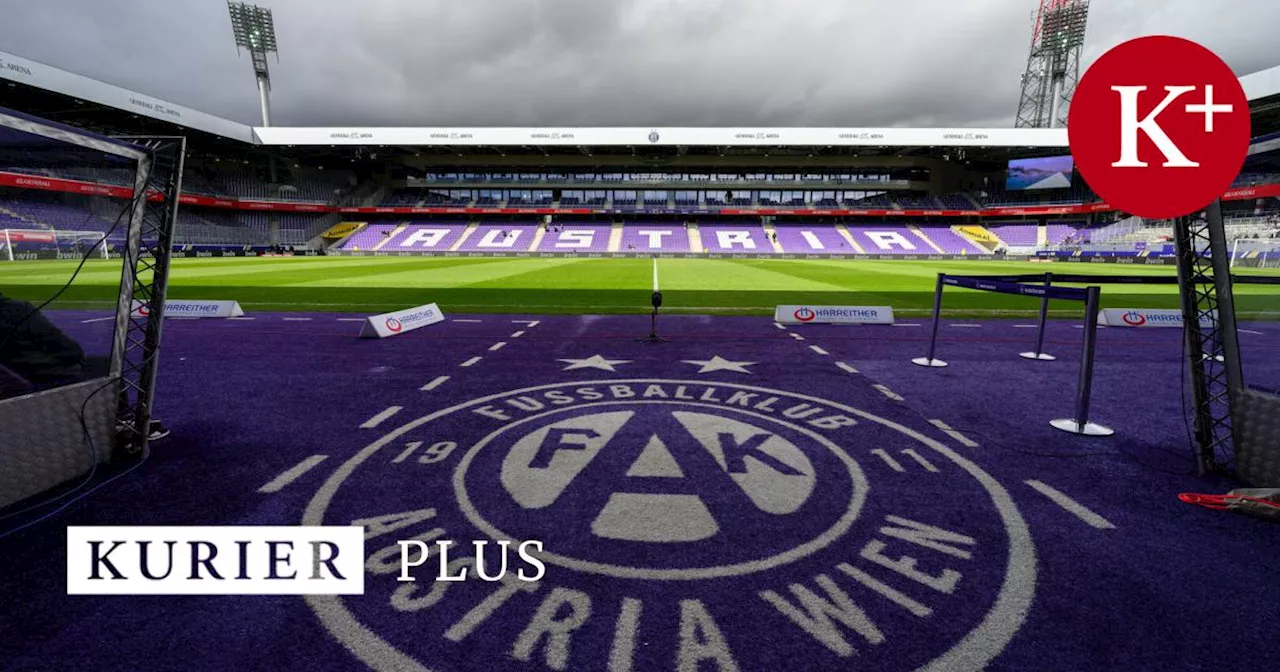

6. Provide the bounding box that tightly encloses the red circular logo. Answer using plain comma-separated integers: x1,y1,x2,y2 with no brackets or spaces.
385,317,403,332
1068,36,1251,219
793,307,816,322
1121,311,1147,326
137,304,150,317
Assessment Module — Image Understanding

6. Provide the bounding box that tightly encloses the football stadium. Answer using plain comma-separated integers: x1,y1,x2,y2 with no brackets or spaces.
2,1,1280,671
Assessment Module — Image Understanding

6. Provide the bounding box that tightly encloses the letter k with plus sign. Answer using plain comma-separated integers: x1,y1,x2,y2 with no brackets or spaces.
1185,85,1233,132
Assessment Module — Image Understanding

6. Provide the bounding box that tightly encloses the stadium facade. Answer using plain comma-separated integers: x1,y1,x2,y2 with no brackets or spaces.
2,47,1279,265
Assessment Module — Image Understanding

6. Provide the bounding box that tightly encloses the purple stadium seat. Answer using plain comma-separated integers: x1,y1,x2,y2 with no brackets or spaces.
700,224,774,254
535,225,612,252
773,226,855,253
920,227,985,254
845,225,927,254
382,222,469,251
989,222,1039,246
455,224,538,252
618,224,690,252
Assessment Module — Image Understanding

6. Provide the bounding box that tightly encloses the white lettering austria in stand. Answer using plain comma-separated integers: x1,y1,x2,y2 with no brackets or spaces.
360,302,445,339
131,299,245,318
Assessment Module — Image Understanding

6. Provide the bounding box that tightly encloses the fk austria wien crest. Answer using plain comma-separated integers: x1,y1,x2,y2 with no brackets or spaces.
303,380,1032,671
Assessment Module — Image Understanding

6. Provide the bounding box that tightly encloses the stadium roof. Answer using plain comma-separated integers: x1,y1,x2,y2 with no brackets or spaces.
2,46,1279,151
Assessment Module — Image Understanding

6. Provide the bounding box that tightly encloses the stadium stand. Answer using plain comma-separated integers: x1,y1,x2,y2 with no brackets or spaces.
380,222,469,251
455,223,539,252
536,225,612,253
988,222,1040,246
773,225,855,253
845,224,931,254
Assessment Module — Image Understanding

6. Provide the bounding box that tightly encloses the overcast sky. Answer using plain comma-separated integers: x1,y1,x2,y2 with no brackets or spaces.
1,0,1277,128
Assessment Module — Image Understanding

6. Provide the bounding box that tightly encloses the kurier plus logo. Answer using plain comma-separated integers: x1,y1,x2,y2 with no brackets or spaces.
1121,311,1148,326
1068,36,1251,219
384,317,403,333
793,307,816,322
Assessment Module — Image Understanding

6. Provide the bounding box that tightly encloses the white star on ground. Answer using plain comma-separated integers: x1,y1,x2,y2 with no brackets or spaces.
681,355,758,374
558,355,633,372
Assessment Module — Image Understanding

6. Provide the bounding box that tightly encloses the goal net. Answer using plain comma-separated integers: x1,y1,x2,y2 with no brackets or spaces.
0,228,109,261
1229,238,1280,269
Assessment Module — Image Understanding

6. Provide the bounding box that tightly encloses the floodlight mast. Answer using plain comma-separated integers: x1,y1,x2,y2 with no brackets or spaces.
227,1,278,127
1014,0,1090,129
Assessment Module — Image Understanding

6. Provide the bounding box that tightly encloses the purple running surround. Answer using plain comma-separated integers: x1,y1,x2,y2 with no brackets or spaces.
846,224,927,254
455,224,538,252
773,226,856,253
921,226,986,254
336,223,397,250
701,223,775,253
383,222,468,251
535,225,612,252
619,224,691,252
6,311,1279,672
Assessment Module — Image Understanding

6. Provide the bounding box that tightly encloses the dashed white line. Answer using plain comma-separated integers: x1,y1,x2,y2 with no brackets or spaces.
258,455,329,493
873,384,904,401
1025,480,1117,530
513,319,541,327
282,317,313,321
229,317,256,321
835,361,859,374
489,342,507,352
510,330,526,338
80,316,114,323
1240,328,1264,335
928,419,980,448
809,345,829,356
1013,324,1037,328
460,357,482,367
774,323,787,330
950,324,982,328
453,319,483,323
360,406,403,429
892,323,921,328
336,318,366,322
789,332,806,341
170,317,200,320
420,375,450,391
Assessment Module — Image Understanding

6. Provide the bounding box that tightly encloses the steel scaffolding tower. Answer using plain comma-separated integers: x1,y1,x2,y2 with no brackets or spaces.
227,1,278,127
1014,0,1090,129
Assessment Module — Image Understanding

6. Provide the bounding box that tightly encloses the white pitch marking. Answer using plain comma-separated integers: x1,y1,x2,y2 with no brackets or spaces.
950,324,982,328
892,323,921,327
1074,324,1107,329
510,330,526,338
489,342,507,352
652,257,660,292
873,384,904,401
257,455,329,493
360,406,403,429
336,318,366,322
460,357,483,367
1013,324,1038,328
526,320,541,328
512,319,540,327
809,345,829,356
453,319,483,323
790,332,806,341
901,449,940,473
420,375,450,392
1240,328,1264,335
282,317,313,321
870,449,905,472
229,316,256,321
928,419,980,448
1025,480,1117,530
774,323,787,330
80,316,114,323
835,361,859,374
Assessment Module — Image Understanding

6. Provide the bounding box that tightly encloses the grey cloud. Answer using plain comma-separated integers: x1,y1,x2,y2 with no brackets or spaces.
0,0,1277,128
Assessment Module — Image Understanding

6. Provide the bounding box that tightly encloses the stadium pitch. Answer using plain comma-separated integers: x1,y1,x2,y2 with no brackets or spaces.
5,256,1280,317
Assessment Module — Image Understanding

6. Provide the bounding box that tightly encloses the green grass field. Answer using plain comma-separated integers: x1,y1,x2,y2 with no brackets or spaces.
3,256,1279,317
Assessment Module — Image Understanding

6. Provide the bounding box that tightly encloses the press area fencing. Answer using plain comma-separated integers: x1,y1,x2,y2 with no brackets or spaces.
911,271,1280,443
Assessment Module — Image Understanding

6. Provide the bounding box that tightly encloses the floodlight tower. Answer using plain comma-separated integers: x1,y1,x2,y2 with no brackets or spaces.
227,1,278,127
1014,0,1090,128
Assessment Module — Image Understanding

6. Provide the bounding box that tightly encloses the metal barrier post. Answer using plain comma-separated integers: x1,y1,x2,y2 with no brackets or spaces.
1050,285,1113,436
912,273,949,368
1020,271,1057,361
